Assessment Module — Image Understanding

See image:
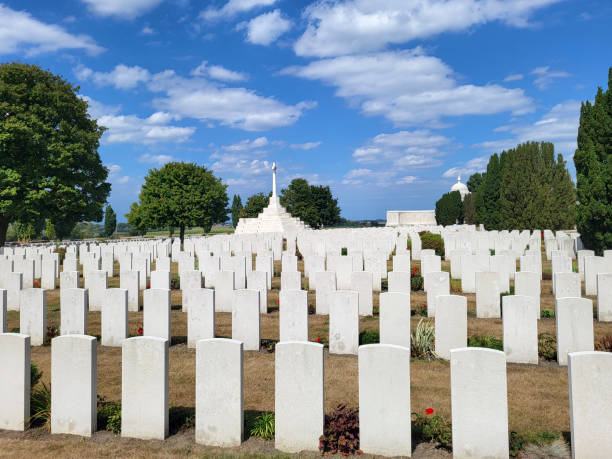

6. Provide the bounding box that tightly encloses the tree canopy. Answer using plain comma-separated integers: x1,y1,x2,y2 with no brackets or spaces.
466,172,485,192
127,162,228,244
240,192,270,218
435,191,463,226
0,62,110,245
574,67,612,254
230,194,243,227
280,178,341,228
104,205,117,238
466,141,575,230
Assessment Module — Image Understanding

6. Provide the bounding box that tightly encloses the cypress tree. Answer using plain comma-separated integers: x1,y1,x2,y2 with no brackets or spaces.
477,154,502,229
574,68,612,254
230,194,243,228
103,205,117,238
435,191,463,226
463,193,476,224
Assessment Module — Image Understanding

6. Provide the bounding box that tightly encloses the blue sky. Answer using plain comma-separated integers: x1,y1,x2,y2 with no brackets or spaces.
2,0,611,221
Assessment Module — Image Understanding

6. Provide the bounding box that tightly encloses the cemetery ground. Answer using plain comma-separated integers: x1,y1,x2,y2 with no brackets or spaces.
0,256,603,458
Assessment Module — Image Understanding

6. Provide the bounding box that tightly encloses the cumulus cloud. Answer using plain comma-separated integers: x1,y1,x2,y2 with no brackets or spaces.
138,153,177,165
80,0,164,19
221,137,269,151
342,168,417,187
241,9,291,45
75,64,151,89
149,70,316,131
106,163,131,184
473,100,581,156
290,141,321,150
201,0,278,21
531,66,571,90
0,4,103,56
443,156,488,178
81,96,195,144
284,49,532,126
504,73,524,82
294,0,561,57
191,61,248,82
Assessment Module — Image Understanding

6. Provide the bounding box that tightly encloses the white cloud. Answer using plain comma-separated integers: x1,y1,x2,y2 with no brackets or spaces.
294,0,561,57
504,73,523,82
191,61,248,82
201,0,278,21
241,9,291,45
353,129,448,169
75,64,151,89
531,66,571,90
81,96,195,144
341,168,417,187
0,4,103,56
443,156,488,178
290,141,321,150
106,163,131,184
285,49,532,126
221,137,269,151
149,70,316,131
473,100,580,156
80,0,164,19
138,153,177,165
141,25,155,35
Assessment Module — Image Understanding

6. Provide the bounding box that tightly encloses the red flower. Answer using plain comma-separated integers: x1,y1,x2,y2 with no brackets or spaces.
34,281,39,287
424,303,427,307
277,299,280,305
425,408,434,415
137,327,143,335
147,283,150,288
317,337,322,343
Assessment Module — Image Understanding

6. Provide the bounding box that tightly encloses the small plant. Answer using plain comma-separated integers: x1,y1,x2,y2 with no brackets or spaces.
538,332,556,361
411,267,424,291
169,406,195,434
29,381,52,430
524,439,570,458
260,338,277,353
411,319,437,360
412,304,427,317
250,412,275,440
509,431,526,457
359,330,379,345
595,335,612,352
467,335,503,351
319,404,361,455
44,325,60,345
170,275,180,289
31,363,42,388
341,247,348,256
541,309,555,318
97,396,121,434
412,409,452,449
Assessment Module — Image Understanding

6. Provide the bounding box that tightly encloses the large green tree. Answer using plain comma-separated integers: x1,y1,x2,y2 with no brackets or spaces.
0,62,110,245
475,154,503,230
280,178,341,228
435,191,464,226
463,193,476,224
127,162,228,244
240,192,270,218
466,172,485,192
574,68,612,254
104,205,117,237
230,194,243,227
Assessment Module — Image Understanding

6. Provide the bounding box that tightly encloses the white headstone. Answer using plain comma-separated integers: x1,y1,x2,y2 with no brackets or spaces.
196,338,243,447
231,289,260,350
187,288,215,348
425,271,450,317
379,292,410,348
102,288,128,347
246,270,268,314
556,297,594,365
275,342,324,453
350,271,373,316
329,291,359,355
85,270,107,312
60,288,88,335
120,270,140,312
150,270,170,290
0,289,5,333
215,271,235,313
279,289,308,342
0,333,30,431
435,295,467,360
597,273,612,322
314,271,336,315
475,271,500,318
387,271,411,295
20,288,46,346
144,289,171,340
502,295,538,364
281,270,301,291
7,272,22,311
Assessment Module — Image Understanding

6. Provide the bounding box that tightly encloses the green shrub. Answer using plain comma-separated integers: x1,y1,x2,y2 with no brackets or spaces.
249,412,275,440
420,233,445,257
29,382,52,430
541,309,555,318
538,332,556,360
341,247,347,256
97,397,121,434
169,406,195,434
31,363,42,388
412,304,427,317
411,319,436,360
170,275,180,290
319,404,360,455
359,330,379,345
411,275,424,291
509,431,526,457
468,335,503,351
44,324,60,345
412,410,452,449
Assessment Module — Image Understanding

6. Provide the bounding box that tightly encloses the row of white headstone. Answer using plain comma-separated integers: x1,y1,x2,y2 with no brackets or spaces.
1,333,610,457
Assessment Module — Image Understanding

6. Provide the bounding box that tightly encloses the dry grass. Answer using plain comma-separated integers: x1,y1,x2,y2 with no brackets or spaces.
2,253,607,456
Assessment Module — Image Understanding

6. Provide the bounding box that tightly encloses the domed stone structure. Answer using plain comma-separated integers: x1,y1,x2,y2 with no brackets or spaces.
451,175,470,201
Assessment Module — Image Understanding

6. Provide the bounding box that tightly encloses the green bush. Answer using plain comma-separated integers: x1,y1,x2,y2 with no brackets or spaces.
31,363,42,388
420,233,445,257
341,247,347,256
541,309,555,318
509,431,526,457
29,382,51,430
412,305,427,317
412,411,452,449
411,319,436,360
249,412,275,440
538,332,556,360
468,335,503,351
411,275,424,291
97,397,121,434
359,330,379,345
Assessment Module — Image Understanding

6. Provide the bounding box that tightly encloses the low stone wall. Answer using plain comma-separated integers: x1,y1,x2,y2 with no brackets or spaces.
386,210,437,226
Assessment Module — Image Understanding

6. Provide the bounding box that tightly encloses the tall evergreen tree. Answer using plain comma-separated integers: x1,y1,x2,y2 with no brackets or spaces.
435,191,463,226
574,68,612,254
104,205,117,237
476,154,502,229
466,172,485,192
230,194,243,228
463,193,476,224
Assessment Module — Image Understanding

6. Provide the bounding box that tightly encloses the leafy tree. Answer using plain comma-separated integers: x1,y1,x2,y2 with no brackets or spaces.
435,191,463,226
463,193,476,224
476,154,503,230
13,220,42,242
0,62,110,246
230,194,243,227
574,67,612,254
45,220,56,241
280,178,341,228
125,202,148,236
240,192,270,218
104,205,117,237
128,162,228,244
467,172,485,192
